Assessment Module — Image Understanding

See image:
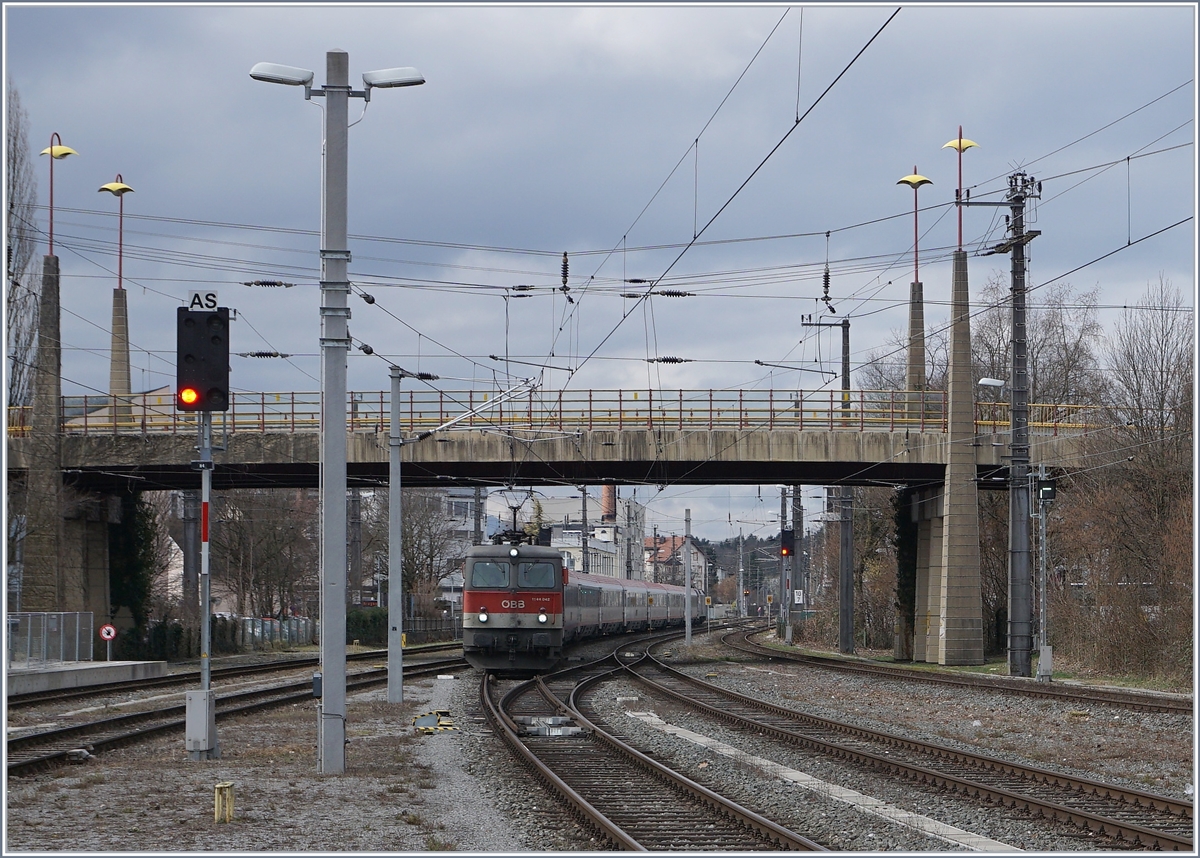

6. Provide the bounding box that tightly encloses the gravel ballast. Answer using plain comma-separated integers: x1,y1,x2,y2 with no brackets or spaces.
4,637,1193,852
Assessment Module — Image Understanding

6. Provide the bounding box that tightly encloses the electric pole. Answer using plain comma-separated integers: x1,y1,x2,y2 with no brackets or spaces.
987,172,1040,677
803,315,854,653
579,487,590,576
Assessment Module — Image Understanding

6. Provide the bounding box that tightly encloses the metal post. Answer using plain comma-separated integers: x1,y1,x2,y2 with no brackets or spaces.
683,509,692,646
200,413,213,694
1036,464,1053,682
778,488,788,639
737,529,744,618
793,486,803,629
473,487,483,545
387,366,405,703
839,486,854,653
1003,172,1038,678
186,411,218,760
652,525,659,583
318,49,351,773
580,487,590,575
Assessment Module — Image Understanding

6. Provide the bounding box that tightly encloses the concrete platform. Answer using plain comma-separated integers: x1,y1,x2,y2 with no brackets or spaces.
6,660,167,696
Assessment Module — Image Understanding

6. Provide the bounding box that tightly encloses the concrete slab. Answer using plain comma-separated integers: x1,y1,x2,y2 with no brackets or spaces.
6,660,167,696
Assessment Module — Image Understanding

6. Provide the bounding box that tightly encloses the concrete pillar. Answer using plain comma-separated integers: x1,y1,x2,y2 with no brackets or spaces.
924,508,944,662
906,279,926,425
109,287,132,426
21,256,64,611
912,507,932,662
938,250,985,664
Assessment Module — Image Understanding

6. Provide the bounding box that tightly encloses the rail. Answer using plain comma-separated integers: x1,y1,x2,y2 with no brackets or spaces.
6,388,1102,438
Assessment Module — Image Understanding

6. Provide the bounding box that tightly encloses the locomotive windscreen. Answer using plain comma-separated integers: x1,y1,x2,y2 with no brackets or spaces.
518,562,556,588
471,562,508,588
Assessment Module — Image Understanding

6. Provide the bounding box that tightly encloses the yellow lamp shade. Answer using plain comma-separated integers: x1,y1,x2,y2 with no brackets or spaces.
98,182,134,196
40,145,79,159
897,174,932,189
942,137,979,153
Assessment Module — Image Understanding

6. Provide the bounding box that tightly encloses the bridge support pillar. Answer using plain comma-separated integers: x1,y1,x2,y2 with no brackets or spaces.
915,490,943,663
936,249,984,665
20,256,65,611
19,255,112,621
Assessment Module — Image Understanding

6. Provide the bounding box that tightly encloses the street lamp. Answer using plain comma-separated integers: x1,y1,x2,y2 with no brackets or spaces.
98,176,135,426
39,134,78,256
251,50,423,776
896,169,932,286
897,168,932,425
942,127,978,251
97,176,134,290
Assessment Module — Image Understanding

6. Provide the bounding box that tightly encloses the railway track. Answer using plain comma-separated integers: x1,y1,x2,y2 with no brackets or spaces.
480,637,824,852
624,644,1193,852
7,656,467,777
6,642,462,710
727,630,1192,715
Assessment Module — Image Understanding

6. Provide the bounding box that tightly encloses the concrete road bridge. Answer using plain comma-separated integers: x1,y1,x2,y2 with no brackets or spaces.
6,386,1094,492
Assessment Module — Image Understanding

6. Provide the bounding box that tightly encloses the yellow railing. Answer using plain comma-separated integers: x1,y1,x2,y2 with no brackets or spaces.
5,389,1102,438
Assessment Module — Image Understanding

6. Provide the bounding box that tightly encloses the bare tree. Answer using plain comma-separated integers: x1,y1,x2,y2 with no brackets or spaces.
1051,277,1192,682
858,318,949,392
399,489,466,615
6,81,39,408
969,272,1104,404
209,489,320,618
143,492,184,622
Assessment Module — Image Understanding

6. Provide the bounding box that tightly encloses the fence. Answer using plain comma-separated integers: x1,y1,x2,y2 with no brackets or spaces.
234,616,315,650
6,388,1107,439
7,612,94,668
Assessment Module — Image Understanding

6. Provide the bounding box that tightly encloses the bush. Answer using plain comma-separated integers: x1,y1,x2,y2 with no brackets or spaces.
346,607,389,646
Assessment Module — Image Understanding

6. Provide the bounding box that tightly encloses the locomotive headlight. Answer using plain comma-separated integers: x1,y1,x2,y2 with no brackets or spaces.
478,609,489,623
538,611,548,624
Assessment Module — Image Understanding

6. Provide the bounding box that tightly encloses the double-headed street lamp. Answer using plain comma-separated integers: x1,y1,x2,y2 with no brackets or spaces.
251,50,423,775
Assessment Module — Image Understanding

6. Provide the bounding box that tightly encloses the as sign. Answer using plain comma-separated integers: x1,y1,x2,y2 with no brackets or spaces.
187,291,218,310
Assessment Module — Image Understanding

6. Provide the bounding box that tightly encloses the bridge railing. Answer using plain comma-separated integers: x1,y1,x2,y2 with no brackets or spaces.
5,389,1102,437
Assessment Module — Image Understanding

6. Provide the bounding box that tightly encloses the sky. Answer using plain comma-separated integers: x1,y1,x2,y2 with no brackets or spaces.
4,2,1196,542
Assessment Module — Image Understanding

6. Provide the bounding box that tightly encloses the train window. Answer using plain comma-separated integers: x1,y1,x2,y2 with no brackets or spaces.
470,562,509,588
518,562,556,589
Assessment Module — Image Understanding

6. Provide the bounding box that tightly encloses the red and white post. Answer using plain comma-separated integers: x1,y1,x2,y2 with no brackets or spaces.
186,412,219,760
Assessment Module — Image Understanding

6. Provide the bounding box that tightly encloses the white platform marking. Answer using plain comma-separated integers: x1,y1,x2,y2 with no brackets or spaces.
626,710,1019,852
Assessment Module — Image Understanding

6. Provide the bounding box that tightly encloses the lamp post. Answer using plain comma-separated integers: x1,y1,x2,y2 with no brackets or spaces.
251,50,423,775
896,168,931,285
97,176,133,290
942,127,978,250
39,134,78,256
897,169,931,426
99,177,134,425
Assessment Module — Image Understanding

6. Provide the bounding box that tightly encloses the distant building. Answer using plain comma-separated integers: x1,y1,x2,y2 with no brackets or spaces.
438,487,488,610
644,534,710,589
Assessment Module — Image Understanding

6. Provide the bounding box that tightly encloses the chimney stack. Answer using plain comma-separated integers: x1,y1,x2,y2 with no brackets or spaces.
601,485,617,524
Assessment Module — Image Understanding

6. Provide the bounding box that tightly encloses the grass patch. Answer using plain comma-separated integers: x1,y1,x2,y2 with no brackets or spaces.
425,835,457,850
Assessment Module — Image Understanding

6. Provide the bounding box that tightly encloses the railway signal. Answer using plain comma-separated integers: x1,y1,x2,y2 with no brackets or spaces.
780,529,795,557
176,307,230,411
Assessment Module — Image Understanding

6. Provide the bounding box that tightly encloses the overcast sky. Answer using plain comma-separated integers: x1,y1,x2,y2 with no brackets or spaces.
5,3,1195,541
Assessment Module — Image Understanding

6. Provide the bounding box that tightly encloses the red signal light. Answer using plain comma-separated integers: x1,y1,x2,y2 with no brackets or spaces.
179,387,200,406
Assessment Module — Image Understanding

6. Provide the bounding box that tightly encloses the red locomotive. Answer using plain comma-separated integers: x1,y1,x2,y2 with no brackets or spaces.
462,536,704,674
